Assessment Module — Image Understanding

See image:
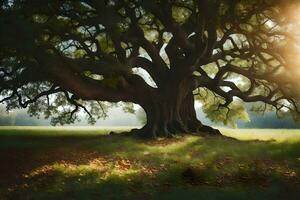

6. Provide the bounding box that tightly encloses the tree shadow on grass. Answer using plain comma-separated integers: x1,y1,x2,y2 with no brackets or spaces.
0,131,299,200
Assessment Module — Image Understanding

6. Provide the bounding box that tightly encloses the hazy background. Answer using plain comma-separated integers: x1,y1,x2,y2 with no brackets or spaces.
1,103,300,128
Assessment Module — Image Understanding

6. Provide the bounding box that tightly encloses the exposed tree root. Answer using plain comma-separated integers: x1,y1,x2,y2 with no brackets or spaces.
112,122,235,140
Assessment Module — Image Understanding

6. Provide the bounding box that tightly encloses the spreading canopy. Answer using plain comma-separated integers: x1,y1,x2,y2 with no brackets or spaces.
1,0,300,129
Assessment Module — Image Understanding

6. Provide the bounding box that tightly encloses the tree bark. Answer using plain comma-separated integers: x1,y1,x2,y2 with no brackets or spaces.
134,88,221,138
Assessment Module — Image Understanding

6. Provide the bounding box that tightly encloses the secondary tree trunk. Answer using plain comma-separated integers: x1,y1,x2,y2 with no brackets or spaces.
135,87,221,138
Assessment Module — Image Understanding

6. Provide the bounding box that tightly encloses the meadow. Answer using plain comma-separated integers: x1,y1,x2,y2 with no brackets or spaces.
0,127,299,200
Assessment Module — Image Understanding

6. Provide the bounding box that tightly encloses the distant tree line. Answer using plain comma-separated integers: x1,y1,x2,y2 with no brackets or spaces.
237,112,300,129
1,105,300,128
0,106,48,126
0,105,138,126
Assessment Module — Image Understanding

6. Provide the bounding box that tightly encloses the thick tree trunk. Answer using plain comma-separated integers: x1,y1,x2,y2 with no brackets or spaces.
134,89,221,138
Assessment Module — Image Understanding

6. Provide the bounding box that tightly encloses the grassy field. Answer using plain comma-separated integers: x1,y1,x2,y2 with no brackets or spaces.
0,127,299,200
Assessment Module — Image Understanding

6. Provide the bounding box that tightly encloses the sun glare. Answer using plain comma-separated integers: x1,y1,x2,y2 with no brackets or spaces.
279,3,300,87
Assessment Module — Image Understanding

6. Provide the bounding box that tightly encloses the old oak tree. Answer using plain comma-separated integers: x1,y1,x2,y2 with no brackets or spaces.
1,0,300,138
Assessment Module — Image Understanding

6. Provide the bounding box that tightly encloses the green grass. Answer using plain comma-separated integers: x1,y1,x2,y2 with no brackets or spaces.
0,127,299,200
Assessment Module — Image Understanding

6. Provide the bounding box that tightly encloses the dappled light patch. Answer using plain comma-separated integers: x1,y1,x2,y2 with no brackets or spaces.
88,158,110,170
